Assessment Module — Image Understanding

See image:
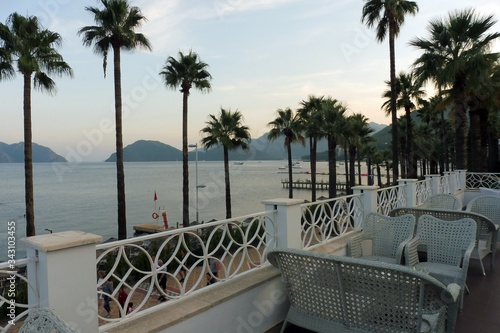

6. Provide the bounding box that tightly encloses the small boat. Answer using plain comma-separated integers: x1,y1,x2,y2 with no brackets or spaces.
234,161,244,165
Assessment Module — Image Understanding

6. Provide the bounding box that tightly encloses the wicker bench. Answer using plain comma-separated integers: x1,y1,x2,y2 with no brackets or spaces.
268,248,459,333
390,207,498,276
19,308,77,333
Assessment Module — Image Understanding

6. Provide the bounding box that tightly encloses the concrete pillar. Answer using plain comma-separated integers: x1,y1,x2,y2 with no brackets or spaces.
425,174,441,195
263,198,304,249
398,179,418,208
444,171,458,194
456,170,467,190
23,231,102,332
352,186,379,224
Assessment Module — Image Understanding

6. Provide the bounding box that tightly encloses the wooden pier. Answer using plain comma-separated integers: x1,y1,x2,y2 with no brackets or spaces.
281,179,346,192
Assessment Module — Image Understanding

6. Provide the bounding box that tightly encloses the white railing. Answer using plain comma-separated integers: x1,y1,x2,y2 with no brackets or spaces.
95,211,276,331
466,172,500,189
376,184,406,215
0,258,38,331
300,194,363,248
415,178,432,205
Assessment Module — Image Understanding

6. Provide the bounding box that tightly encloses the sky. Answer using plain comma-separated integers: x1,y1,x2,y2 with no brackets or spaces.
1,0,499,162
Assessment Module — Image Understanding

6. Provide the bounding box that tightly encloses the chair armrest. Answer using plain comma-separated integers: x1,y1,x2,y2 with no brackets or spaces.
444,283,461,303
395,235,414,264
405,237,421,267
461,240,476,272
346,233,366,258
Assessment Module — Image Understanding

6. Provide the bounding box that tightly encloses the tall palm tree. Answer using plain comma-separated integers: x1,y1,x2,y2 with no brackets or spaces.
79,0,151,239
297,95,324,202
320,98,348,198
410,8,500,170
159,50,212,227
382,71,425,178
362,0,419,183
268,108,305,199
200,108,251,219
346,113,374,190
0,13,73,237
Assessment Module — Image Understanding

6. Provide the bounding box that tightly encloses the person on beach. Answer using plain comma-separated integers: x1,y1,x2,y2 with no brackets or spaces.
126,302,134,315
178,250,187,283
208,257,218,284
157,259,168,302
102,279,114,318
117,286,128,316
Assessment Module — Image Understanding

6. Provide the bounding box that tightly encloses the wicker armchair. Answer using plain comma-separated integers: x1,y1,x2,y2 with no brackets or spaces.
405,215,476,310
19,308,77,333
466,195,500,229
390,207,497,276
268,248,460,333
421,194,462,210
346,212,415,264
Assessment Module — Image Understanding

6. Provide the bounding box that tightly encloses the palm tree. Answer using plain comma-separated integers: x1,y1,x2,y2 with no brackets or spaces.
346,113,374,191
268,108,305,199
410,8,500,170
382,71,425,178
0,13,73,237
159,50,212,227
297,95,324,202
79,0,151,239
200,108,251,219
362,0,419,183
320,98,348,198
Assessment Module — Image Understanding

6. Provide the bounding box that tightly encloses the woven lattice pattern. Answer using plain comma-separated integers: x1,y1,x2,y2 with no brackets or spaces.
466,195,500,228
19,308,77,333
268,248,458,333
421,194,462,210
347,212,415,264
405,215,476,310
390,207,497,275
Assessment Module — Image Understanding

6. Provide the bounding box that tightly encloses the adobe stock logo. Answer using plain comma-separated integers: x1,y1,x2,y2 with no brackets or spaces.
230,288,287,333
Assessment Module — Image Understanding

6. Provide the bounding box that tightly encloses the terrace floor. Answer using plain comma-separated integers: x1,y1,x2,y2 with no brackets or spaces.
284,244,500,333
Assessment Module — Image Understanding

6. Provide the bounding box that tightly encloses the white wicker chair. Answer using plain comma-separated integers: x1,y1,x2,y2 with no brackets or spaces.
405,215,476,310
390,207,497,276
268,248,459,333
19,308,77,333
466,195,500,229
346,212,415,264
421,194,462,210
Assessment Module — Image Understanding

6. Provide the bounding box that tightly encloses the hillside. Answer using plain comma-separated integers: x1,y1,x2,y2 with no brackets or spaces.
105,140,183,162
0,142,66,163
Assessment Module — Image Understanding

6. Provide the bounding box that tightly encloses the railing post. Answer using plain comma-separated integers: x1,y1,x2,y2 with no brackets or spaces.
425,174,441,195
398,179,418,208
352,186,379,221
456,170,467,190
444,171,457,194
263,198,304,249
23,231,102,332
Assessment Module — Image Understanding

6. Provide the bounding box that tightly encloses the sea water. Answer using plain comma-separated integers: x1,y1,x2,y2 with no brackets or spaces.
1,160,356,261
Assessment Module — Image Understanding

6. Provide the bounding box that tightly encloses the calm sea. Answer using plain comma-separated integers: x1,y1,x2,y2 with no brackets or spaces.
0,160,342,261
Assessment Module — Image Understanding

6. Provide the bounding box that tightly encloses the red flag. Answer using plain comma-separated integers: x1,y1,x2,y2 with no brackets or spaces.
154,191,157,201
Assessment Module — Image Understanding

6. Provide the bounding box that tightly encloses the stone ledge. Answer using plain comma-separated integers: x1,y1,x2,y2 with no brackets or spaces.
105,265,281,333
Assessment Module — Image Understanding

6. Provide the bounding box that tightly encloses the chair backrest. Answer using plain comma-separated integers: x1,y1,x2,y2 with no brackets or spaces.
19,308,78,333
421,194,462,210
390,207,496,240
267,248,453,332
416,215,476,266
466,195,500,227
362,212,415,258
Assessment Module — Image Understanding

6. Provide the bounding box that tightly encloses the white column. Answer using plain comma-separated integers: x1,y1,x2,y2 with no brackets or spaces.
444,171,457,194
23,231,102,332
456,170,467,190
352,185,379,223
263,198,304,249
425,174,441,195
398,179,418,208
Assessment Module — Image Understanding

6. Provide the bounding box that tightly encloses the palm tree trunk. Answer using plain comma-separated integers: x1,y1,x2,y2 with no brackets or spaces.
468,108,481,171
357,155,361,185
223,146,231,218
113,45,127,240
182,90,190,227
406,106,416,178
310,137,317,202
453,79,468,170
376,165,382,187
328,137,337,198
287,142,293,199
24,73,35,237
348,146,356,194
389,23,399,183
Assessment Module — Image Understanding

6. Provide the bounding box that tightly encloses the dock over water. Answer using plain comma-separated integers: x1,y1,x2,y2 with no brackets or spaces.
281,179,346,192
133,224,166,235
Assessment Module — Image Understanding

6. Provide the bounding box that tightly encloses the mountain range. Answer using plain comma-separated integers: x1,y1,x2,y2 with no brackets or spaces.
1,122,388,163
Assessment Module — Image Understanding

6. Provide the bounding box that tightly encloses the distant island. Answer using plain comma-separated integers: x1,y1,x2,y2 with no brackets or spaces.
0,142,66,163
